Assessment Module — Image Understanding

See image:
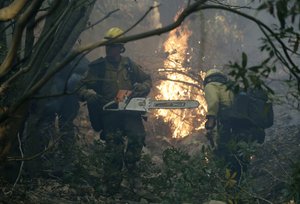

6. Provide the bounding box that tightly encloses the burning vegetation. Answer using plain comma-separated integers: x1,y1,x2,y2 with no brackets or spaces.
154,12,207,138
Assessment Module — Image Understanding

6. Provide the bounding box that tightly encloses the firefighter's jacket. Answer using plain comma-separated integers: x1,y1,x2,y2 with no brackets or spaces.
204,81,234,117
80,56,152,102
79,56,152,132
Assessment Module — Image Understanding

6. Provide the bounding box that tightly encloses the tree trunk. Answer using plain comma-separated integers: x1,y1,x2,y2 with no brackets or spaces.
0,0,95,168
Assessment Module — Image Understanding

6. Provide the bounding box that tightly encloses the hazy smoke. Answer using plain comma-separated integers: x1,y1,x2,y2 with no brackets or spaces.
150,1,162,29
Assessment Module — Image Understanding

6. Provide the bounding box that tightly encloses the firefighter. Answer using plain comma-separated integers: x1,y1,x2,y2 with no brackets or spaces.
24,58,88,177
204,69,234,134
203,68,249,180
79,27,152,196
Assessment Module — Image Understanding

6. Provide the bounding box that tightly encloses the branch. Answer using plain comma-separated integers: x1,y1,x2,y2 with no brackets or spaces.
5,133,24,195
7,131,63,161
0,1,74,95
238,185,274,204
87,0,208,47
122,4,160,36
85,8,119,30
158,68,202,83
32,0,60,29
0,3,84,97
160,110,197,128
198,4,300,87
0,0,43,78
0,0,210,124
158,76,203,90
0,0,27,21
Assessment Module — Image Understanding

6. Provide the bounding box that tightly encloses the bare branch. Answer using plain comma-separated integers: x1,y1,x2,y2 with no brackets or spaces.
122,4,160,36
158,76,202,90
199,4,300,88
0,0,27,21
5,133,24,195
238,185,274,204
85,8,120,30
7,131,63,162
158,68,202,83
80,0,208,49
0,0,43,78
32,0,60,28
0,0,209,123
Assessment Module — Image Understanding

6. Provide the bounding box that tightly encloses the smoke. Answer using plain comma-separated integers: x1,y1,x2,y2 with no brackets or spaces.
150,1,162,29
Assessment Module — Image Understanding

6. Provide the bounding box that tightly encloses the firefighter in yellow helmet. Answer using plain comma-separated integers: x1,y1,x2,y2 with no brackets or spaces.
104,27,124,39
103,27,126,53
79,27,152,196
203,68,239,175
203,68,266,181
203,69,234,131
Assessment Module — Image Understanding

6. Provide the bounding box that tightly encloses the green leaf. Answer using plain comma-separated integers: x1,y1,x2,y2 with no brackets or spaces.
243,77,249,89
276,0,288,29
231,171,237,179
228,199,234,204
225,168,231,179
248,65,261,73
290,5,297,24
242,52,247,68
293,36,300,53
233,85,240,94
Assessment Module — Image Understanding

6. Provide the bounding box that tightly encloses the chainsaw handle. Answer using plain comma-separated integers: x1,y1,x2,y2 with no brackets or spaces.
103,100,119,111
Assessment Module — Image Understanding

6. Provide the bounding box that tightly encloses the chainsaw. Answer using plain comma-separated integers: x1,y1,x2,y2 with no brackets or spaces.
103,90,200,112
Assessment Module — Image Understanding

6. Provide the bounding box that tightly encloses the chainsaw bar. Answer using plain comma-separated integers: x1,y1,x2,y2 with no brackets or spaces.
103,98,200,112
149,100,200,109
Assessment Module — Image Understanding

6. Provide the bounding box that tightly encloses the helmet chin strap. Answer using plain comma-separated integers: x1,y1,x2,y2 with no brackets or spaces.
120,46,125,53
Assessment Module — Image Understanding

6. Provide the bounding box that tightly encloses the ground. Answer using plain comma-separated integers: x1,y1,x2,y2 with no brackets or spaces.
0,104,299,203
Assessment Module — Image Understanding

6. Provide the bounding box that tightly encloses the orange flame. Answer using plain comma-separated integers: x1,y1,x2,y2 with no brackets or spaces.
155,12,207,138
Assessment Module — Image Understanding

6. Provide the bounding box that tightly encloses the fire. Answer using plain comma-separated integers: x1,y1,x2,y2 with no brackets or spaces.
155,13,207,138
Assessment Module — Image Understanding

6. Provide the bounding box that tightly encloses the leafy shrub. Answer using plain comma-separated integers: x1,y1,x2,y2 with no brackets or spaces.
140,146,259,203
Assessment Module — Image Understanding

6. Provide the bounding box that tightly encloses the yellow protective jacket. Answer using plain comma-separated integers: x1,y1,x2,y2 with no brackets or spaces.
204,81,234,117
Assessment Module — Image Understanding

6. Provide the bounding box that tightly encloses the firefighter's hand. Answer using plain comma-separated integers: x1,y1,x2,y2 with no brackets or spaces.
206,129,216,149
131,83,150,97
205,115,216,130
83,89,100,102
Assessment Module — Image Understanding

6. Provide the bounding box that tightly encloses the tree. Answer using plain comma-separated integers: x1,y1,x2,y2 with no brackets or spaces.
0,0,299,165
0,0,27,21
0,0,96,161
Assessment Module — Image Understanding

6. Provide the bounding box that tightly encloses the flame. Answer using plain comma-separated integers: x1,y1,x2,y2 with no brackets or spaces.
155,11,207,138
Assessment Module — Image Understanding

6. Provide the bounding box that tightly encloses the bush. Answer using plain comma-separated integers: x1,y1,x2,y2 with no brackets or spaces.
140,146,259,203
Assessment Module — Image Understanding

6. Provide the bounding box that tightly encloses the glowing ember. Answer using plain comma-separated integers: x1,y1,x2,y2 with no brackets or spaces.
155,12,207,138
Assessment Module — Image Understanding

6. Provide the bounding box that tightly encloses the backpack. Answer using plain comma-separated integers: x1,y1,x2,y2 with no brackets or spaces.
205,74,274,129
223,88,274,129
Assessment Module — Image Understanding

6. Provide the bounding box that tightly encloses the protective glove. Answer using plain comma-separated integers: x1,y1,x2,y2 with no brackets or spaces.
206,129,216,149
82,89,102,103
205,115,216,130
131,83,150,97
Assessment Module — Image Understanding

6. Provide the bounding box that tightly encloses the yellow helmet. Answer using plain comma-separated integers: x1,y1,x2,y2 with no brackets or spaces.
104,27,124,40
204,69,227,86
205,69,224,78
